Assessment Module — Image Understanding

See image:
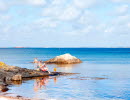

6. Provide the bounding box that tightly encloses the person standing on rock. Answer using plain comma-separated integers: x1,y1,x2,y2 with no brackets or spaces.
34,58,39,69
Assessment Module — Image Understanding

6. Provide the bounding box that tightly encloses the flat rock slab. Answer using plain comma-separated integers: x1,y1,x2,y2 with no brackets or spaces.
0,64,79,81
22,72,79,79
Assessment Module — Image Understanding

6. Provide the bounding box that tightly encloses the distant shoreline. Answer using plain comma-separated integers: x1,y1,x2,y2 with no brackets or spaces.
0,47,130,49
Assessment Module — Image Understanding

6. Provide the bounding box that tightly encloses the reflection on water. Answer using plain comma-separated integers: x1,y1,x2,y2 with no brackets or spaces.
54,64,80,72
34,77,49,91
34,76,57,92
12,81,22,86
56,64,75,67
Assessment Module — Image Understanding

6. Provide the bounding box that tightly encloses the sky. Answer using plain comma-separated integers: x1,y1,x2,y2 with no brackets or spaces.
0,0,130,47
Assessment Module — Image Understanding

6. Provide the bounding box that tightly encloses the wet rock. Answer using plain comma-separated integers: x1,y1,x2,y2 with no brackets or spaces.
0,69,13,82
69,77,108,80
0,62,78,82
12,74,22,81
44,53,82,64
0,84,9,92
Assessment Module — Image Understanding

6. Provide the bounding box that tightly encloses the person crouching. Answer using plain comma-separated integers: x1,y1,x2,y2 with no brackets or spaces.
40,63,50,73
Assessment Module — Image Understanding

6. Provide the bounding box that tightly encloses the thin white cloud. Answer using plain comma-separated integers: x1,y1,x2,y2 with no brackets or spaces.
2,26,11,33
0,0,130,47
112,15,130,25
42,6,62,17
117,5,128,13
26,0,46,6
111,0,130,3
51,0,67,5
73,0,97,8
127,23,130,28
0,0,47,12
102,14,130,37
0,14,11,21
42,2,81,21
81,25,93,33
58,6,81,20
34,18,59,28
2,0,47,6
104,27,114,33
112,5,129,15
0,1,8,11
78,10,98,25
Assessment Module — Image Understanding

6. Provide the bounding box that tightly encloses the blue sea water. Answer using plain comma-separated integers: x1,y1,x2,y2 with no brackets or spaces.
0,48,130,100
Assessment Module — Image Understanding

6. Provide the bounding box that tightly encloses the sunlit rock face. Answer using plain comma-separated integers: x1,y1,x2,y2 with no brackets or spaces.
44,53,82,64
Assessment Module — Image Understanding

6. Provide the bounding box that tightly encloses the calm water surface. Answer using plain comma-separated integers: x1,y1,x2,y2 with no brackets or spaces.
0,48,130,100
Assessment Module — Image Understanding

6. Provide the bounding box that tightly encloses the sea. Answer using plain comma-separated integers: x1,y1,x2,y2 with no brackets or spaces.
0,48,130,100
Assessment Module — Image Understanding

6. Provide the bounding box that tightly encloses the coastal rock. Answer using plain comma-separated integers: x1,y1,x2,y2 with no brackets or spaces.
44,53,82,64
0,69,13,81
0,62,16,71
0,62,78,82
12,74,22,81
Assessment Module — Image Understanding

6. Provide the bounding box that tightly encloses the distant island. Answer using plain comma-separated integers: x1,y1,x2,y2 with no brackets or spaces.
14,47,25,48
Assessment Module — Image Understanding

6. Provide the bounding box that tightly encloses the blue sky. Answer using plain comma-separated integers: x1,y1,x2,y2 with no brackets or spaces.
0,0,130,47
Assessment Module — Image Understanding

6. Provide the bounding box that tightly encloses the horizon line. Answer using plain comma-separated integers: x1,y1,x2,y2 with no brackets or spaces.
0,47,130,48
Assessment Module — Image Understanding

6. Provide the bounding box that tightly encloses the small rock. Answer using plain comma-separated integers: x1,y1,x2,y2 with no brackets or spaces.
16,95,22,98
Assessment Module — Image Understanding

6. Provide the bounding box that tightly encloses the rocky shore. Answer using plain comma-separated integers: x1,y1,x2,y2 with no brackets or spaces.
0,62,78,94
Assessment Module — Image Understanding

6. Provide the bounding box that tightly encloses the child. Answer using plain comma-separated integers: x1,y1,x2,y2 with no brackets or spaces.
34,58,38,63
34,58,39,69
40,63,50,73
36,61,42,70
